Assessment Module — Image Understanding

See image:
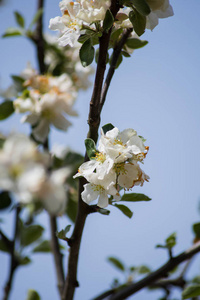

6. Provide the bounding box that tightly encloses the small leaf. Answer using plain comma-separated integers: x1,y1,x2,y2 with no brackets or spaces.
11,75,25,91
26,290,40,300
108,257,125,271
66,190,78,223
114,204,133,218
121,193,151,202
103,9,114,32
121,51,131,58
101,123,115,134
2,27,23,37
19,256,31,265
126,38,148,49
29,8,43,29
0,100,14,121
115,52,123,69
33,240,51,253
56,225,71,241
97,208,110,215
0,239,10,253
14,11,25,28
20,225,44,247
193,222,200,238
85,138,97,160
0,191,12,210
130,0,150,16
129,10,146,36
182,285,200,299
137,265,151,274
166,232,176,249
78,34,91,44
79,38,95,67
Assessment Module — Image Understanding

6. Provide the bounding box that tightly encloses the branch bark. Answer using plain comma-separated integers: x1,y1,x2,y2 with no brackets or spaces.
49,215,65,297
108,242,200,300
31,0,46,73
100,28,132,113
62,2,121,300
3,206,20,300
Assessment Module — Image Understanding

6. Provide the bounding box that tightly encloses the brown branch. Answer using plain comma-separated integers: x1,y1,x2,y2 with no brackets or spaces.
87,0,120,143
3,205,21,300
49,215,65,297
62,4,122,300
100,28,133,113
108,242,200,300
31,0,46,73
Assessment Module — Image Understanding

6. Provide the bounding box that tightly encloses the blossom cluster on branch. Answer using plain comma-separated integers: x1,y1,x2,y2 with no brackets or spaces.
74,125,149,208
0,133,71,215
49,0,173,48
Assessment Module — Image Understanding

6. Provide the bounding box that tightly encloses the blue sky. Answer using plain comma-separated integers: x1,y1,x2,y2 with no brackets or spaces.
1,1,200,299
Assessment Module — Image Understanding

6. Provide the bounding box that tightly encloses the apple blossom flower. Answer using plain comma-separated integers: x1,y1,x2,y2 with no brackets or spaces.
49,0,111,47
17,166,71,215
74,126,149,207
146,0,174,30
14,68,78,142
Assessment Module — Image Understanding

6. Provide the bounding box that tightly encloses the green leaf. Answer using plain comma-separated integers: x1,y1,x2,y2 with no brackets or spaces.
2,27,23,38
137,265,151,274
33,240,51,253
19,256,31,265
66,190,78,223
14,11,25,28
85,138,97,160
29,8,43,29
79,39,95,67
129,10,146,36
166,232,176,249
114,204,133,218
182,285,200,299
56,225,71,241
115,52,123,69
0,138,5,148
26,290,40,300
0,191,12,210
121,193,151,202
110,28,123,43
78,34,91,44
108,257,125,271
121,51,131,58
0,100,14,121
97,208,110,215
11,75,25,91
126,38,148,49
20,225,44,247
130,0,150,16
0,238,10,253
103,9,114,32
193,222,200,238
101,123,115,134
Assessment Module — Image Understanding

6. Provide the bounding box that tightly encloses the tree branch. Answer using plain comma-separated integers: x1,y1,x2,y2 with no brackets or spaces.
49,215,65,297
3,205,20,300
62,3,121,299
100,28,132,113
108,242,200,300
31,0,46,73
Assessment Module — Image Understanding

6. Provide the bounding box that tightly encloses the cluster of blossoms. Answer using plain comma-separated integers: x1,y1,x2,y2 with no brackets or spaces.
0,134,70,215
13,64,78,142
74,126,149,208
49,0,173,48
44,35,94,90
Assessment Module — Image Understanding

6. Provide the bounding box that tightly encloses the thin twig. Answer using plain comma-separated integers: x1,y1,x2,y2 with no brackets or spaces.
49,215,65,297
3,205,21,300
100,28,132,113
108,242,200,300
31,0,46,73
